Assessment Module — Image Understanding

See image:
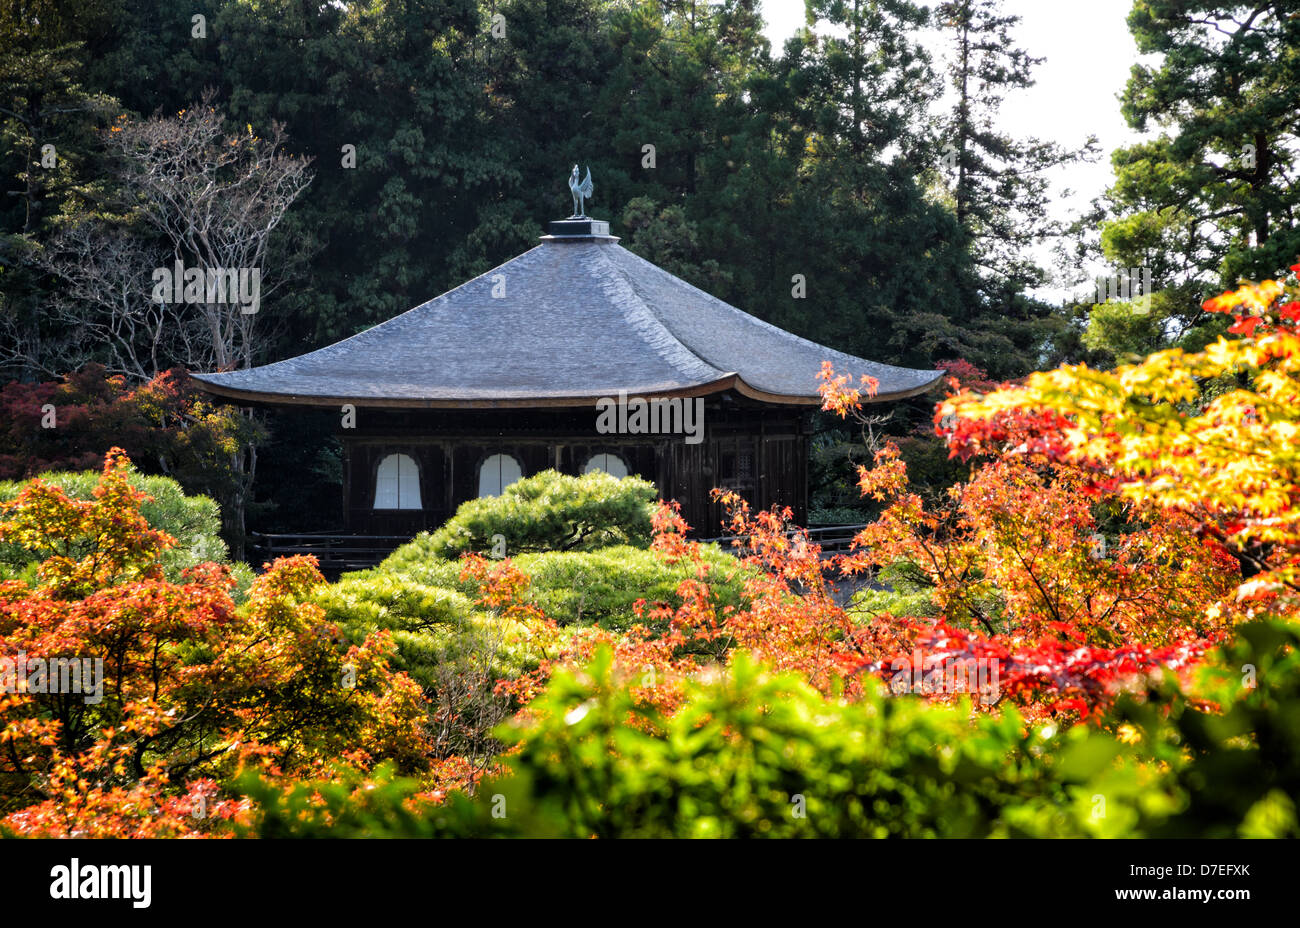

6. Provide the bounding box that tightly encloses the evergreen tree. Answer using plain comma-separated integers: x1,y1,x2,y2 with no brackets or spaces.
0,1,121,379
1102,0,1300,355
762,0,1019,375
928,0,1097,377
937,0,1096,292
216,0,508,347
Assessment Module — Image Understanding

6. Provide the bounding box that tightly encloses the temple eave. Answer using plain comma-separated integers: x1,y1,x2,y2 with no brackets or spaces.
188,372,744,409
190,368,946,409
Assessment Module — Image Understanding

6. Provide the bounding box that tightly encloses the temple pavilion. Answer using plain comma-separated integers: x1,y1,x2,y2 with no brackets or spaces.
192,196,943,542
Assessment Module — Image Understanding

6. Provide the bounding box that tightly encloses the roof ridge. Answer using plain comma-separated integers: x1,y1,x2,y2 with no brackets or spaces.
587,244,733,385
609,244,929,378
195,244,552,382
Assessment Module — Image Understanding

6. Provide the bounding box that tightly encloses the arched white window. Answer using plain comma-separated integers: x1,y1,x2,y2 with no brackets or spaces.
478,453,523,498
581,453,629,479
374,453,422,509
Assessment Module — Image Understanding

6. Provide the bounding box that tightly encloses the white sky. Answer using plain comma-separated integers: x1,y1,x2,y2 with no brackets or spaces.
760,0,1154,297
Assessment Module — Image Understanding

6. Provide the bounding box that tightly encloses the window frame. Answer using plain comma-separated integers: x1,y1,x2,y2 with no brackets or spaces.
372,451,424,511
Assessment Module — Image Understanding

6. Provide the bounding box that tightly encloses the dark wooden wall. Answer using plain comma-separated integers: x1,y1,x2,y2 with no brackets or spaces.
340,393,811,537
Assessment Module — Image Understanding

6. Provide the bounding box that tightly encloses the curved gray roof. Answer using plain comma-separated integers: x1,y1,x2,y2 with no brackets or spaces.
192,237,943,408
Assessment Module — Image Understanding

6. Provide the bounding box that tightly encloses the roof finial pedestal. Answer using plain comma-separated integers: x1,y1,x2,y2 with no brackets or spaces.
546,217,613,238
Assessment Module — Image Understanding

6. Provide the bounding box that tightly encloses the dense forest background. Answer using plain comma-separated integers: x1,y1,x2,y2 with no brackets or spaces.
3,0,1297,538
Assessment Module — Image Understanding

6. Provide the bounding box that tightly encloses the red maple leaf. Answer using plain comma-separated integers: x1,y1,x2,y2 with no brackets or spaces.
1228,315,1262,335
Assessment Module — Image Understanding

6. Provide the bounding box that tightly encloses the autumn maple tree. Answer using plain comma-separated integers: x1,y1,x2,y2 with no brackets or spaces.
941,267,1300,623
0,449,428,836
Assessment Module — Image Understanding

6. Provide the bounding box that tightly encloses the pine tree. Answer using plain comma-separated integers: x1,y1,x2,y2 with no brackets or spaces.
937,0,1097,294
1106,1,1300,289
1094,1,1300,361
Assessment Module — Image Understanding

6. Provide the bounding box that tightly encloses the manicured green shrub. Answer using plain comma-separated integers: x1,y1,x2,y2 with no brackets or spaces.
849,585,938,620
369,542,753,631
516,545,752,630
315,573,550,763
416,469,657,559
808,505,869,526
315,574,537,690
